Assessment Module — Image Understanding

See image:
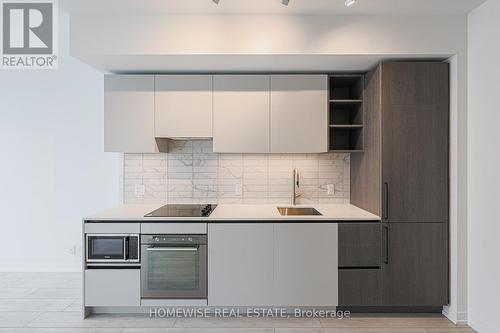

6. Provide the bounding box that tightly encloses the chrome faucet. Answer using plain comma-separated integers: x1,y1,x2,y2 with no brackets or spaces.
292,168,301,205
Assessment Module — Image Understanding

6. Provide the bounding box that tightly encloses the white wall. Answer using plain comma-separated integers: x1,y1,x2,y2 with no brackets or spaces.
71,14,467,55
467,1,500,332
0,13,120,272
445,55,469,324
69,14,468,72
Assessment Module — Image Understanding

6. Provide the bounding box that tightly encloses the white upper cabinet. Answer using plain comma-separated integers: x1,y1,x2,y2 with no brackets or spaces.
155,75,213,138
104,74,327,153
104,75,157,153
213,75,270,153
270,75,328,153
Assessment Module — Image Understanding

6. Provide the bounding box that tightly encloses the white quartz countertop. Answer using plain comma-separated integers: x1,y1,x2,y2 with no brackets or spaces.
85,204,380,222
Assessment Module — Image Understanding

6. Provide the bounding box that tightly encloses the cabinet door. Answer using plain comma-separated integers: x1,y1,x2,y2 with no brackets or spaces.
338,223,381,267
213,75,270,153
270,75,328,153
155,75,213,138
208,224,274,306
339,269,382,306
381,62,449,106
274,223,338,306
104,75,156,152
381,62,449,223
382,104,449,222
85,269,140,306
382,223,448,306
338,223,382,306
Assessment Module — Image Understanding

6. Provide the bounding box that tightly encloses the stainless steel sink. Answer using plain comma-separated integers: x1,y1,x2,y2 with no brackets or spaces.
277,207,322,216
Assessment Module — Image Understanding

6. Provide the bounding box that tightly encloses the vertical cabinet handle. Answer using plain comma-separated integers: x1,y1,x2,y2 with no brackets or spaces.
383,182,389,220
384,225,389,264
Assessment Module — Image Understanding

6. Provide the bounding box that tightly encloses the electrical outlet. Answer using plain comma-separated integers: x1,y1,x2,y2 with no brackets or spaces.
327,184,335,195
235,183,243,196
135,184,145,197
68,245,77,256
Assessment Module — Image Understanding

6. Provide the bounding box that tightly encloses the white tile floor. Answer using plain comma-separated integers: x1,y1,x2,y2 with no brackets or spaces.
0,273,477,333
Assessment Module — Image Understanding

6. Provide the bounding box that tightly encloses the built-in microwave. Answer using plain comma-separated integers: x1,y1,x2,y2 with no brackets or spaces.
86,234,140,263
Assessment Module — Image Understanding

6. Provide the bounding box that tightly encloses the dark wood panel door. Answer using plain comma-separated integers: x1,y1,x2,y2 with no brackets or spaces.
381,62,449,106
339,223,381,267
382,104,449,223
339,268,382,306
382,223,448,306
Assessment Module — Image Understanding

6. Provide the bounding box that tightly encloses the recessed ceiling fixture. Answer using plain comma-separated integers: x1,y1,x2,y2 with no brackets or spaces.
282,0,290,5
212,0,220,4
345,0,356,7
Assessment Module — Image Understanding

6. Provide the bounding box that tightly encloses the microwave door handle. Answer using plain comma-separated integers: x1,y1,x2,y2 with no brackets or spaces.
146,247,198,251
124,237,129,260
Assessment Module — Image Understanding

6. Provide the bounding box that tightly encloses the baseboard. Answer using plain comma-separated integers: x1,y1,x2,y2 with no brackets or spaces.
337,306,442,313
442,305,468,325
0,262,81,272
469,313,497,333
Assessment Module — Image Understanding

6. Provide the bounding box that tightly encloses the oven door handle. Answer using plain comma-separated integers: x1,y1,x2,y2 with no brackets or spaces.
146,247,198,251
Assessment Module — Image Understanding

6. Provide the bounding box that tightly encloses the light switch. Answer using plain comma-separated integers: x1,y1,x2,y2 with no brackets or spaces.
235,183,243,196
327,184,335,195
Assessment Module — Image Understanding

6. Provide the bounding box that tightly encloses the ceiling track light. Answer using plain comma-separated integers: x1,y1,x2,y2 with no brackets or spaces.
282,0,290,5
345,0,356,7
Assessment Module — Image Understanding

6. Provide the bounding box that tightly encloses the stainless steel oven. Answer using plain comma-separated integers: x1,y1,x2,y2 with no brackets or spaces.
86,234,140,263
141,234,207,299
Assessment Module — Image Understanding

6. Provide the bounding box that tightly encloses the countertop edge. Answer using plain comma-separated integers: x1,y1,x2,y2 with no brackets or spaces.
83,204,381,223
83,217,381,223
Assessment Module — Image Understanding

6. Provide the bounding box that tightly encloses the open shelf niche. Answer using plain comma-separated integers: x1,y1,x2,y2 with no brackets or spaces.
328,74,365,152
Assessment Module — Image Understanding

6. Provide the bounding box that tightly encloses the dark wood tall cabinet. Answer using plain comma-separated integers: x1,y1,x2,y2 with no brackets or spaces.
343,62,450,309
381,63,449,223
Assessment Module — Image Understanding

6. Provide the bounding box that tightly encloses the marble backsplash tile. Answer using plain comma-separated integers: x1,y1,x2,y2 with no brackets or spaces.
123,140,350,205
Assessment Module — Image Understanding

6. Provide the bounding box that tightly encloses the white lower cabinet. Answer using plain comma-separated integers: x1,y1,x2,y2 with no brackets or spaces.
274,223,338,306
84,269,140,306
208,224,274,306
208,223,338,307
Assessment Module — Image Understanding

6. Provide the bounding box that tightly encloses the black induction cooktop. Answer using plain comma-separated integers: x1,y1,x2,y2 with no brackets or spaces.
144,204,217,218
